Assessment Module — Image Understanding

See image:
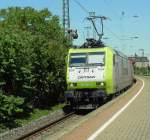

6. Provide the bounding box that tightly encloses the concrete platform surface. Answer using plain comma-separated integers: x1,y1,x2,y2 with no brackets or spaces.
94,76,150,140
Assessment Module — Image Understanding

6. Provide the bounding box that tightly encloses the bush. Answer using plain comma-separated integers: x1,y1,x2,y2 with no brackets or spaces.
0,91,24,129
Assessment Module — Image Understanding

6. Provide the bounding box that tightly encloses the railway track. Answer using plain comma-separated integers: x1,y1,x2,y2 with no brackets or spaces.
17,111,76,140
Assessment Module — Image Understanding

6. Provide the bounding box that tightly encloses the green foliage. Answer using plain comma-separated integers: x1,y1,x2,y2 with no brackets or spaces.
134,67,150,76
0,91,24,118
0,7,70,130
15,104,66,126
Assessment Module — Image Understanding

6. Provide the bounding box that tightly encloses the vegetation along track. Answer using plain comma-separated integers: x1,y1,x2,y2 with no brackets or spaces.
16,111,76,140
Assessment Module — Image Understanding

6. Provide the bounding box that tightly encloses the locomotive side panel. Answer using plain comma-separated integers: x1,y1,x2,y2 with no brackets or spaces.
113,52,134,92
104,48,114,95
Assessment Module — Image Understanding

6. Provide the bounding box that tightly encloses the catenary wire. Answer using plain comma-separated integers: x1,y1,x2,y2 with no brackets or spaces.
72,0,89,14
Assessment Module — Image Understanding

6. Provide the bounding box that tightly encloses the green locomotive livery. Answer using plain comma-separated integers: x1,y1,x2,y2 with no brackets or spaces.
65,46,134,108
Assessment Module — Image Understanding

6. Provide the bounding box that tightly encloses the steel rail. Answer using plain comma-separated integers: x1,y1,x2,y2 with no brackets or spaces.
16,111,75,140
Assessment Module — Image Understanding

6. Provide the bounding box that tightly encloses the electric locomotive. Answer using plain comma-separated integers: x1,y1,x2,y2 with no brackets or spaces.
65,39,134,109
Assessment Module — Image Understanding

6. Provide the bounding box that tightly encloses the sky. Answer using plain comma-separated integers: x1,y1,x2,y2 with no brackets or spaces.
0,0,150,58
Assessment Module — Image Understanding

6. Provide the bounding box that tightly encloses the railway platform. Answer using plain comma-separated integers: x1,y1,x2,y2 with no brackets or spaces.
59,76,150,140
93,76,149,140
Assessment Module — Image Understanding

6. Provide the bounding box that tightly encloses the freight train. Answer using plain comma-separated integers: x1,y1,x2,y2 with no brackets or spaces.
65,39,134,109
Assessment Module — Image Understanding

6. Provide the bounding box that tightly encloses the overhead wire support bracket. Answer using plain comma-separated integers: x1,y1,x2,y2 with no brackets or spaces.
87,15,108,41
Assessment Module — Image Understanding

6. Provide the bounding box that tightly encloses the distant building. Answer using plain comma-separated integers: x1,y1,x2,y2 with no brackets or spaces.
128,55,149,68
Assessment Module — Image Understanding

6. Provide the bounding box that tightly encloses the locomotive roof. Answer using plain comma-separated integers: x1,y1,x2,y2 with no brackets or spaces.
68,46,110,53
68,47,128,59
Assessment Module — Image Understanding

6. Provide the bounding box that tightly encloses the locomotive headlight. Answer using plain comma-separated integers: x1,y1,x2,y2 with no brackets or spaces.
69,83,74,87
96,82,105,87
100,82,104,86
69,83,77,87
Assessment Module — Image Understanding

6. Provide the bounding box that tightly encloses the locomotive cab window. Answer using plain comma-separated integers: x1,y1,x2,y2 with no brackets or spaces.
88,52,105,66
70,53,87,66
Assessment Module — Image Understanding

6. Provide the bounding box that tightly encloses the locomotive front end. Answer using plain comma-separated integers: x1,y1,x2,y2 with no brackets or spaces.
66,48,107,108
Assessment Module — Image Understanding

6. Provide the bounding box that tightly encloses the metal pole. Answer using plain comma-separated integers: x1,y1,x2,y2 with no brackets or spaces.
89,12,96,39
84,26,91,38
139,49,144,74
63,0,70,32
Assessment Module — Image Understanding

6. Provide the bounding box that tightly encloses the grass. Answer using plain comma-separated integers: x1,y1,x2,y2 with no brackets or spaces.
15,103,66,126
0,103,66,134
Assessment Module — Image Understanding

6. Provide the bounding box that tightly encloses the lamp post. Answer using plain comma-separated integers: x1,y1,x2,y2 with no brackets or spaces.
145,53,150,75
139,49,144,74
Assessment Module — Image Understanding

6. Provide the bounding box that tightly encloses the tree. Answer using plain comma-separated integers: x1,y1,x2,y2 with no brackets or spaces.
0,7,70,129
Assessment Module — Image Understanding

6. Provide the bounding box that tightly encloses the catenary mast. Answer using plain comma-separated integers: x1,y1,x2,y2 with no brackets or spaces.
62,0,78,40
63,0,70,32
